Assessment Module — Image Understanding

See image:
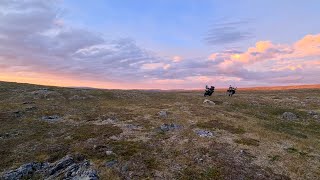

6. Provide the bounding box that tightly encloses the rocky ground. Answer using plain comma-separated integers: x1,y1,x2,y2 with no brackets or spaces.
0,81,319,180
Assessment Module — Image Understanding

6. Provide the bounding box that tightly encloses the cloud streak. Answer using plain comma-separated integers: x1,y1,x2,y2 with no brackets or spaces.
204,19,254,45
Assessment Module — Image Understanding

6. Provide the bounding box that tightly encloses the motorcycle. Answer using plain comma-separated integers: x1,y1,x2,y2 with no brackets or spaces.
204,86,215,97
226,87,237,96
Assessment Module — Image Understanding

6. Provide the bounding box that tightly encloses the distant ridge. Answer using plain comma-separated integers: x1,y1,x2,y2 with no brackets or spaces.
0,80,319,91
239,84,320,91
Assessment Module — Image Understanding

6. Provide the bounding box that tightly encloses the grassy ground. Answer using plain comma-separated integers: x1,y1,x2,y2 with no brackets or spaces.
0,81,319,179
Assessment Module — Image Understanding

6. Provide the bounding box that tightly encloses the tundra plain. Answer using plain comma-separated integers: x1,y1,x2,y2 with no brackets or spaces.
0,81,319,179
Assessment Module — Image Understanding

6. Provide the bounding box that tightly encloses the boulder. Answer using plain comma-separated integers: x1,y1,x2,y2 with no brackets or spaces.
281,112,297,120
203,99,215,105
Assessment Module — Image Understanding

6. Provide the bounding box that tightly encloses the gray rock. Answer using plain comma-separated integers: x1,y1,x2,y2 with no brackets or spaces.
158,110,168,118
281,112,298,120
0,131,20,139
25,106,37,111
160,123,181,132
41,115,61,122
31,89,61,99
1,155,100,180
22,101,35,105
308,111,318,116
69,95,87,100
12,111,23,118
125,124,139,129
105,150,113,156
203,99,215,105
195,129,214,137
48,155,74,175
1,162,48,180
121,164,129,172
105,160,118,168
71,169,99,180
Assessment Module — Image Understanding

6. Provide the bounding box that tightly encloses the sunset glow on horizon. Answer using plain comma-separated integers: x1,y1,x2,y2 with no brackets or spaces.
1,0,320,89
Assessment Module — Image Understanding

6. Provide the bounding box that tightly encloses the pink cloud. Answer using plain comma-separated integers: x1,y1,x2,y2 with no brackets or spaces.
211,34,320,72
172,56,182,62
141,63,170,70
293,34,320,58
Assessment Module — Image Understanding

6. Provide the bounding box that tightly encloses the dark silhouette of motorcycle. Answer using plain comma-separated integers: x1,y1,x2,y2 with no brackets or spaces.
204,85,215,97
226,87,237,96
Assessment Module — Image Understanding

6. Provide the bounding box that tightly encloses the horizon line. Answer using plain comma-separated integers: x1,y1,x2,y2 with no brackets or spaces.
1,80,320,91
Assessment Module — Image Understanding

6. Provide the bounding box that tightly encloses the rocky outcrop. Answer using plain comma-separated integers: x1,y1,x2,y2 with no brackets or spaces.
0,155,99,180
1,162,48,180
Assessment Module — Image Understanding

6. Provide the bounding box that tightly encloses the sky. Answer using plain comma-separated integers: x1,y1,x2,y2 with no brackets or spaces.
0,0,320,89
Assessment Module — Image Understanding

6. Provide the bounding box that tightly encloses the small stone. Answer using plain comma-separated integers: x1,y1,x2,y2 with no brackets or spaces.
105,160,118,168
281,112,297,120
13,111,23,118
25,106,37,111
22,101,35,105
121,164,129,172
41,115,61,122
308,111,318,116
105,151,113,156
160,123,181,132
125,124,139,129
158,110,168,118
69,95,86,100
195,129,214,137
203,99,215,105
